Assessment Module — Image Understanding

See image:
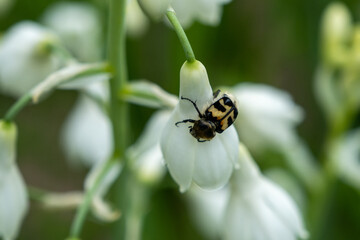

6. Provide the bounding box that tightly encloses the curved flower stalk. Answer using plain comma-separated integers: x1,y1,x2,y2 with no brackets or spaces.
0,121,28,240
223,144,308,240
160,60,239,192
42,2,102,62
127,110,170,185
171,0,231,28
0,0,14,17
0,21,62,97
232,82,303,152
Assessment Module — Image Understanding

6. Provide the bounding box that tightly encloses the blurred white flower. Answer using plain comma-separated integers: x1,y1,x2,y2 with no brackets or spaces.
0,121,28,240
61,88,112,168
333,129,360,190
186,185,229,240
127,110,170,185
232,83,303,152
160,60,239,192
126,0,149,37
172,0,231,28
42,1,102,62
0,21,61,97
138,0,171,21
223,144,308,240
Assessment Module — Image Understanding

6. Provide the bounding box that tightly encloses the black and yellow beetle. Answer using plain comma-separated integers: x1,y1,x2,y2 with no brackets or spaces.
175,90,238,142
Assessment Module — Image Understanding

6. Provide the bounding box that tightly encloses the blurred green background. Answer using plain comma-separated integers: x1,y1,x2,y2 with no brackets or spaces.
1,0,360,239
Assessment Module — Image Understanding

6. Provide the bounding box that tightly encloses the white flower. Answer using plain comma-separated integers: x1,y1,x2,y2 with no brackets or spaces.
0,121,28,240
160,60,239,192
61,89,112,168
42,1,102,62
127,110,170,185
333,129,360,190
172,0,231,28
0,21,61,97
223,144,308,240
126,0,149,37
232,83,303,152
186,185,229,240
138,0,171,21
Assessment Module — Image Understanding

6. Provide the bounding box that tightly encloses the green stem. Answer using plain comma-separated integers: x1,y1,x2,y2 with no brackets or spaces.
3,93,32,122
166,9,196,63
69,158,117,238
107,0,129,156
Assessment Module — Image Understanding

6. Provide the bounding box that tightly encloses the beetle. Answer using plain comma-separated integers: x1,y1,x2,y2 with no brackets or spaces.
175,90,238,142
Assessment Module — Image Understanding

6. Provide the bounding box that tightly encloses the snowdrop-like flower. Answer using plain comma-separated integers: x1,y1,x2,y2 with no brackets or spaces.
61,89,112,168
42,1,102,62
127,110,170,185
333,129,360,190
126,0,149,37
232,83,303,152
0,121,28,240
138,0,171,21
223,144,308,240
0,21,61,97
186,185,229,239
160,60,239,192
172,0,231,28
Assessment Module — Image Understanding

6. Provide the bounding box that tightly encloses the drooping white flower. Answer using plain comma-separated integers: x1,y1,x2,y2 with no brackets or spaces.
61,88,112,168
126,0,150,37
186,185,229,240
137,0,171,21
232,83,303,152
223,144,308,240
333,129,360,190
127,110,170,185
0,21,61,97
0,120,28,240
172,0,231,28
42,1,102,62
160,60,239,192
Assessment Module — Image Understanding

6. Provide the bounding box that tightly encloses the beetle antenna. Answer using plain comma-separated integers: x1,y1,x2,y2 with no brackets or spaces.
180,96,203,117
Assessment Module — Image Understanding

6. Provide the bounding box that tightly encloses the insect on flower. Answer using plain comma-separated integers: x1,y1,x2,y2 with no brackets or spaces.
175,90,238,142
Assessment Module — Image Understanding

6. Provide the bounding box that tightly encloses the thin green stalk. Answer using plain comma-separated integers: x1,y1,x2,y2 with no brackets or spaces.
69,158,117,238
166,9,196,63
3,93,32,122
107,0,129,157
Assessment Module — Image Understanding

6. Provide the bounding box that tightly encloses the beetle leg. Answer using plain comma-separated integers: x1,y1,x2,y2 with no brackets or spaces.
175,119,196,127
180,96,203,118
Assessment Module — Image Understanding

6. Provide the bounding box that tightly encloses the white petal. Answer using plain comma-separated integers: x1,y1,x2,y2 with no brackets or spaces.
138,0,171,21
0,21,61,97
126,0,149,37
0,166,28,240
61,95,113,167
192,137,233,189
42,2,102,61
161,108,195,192
186,185,229,239
172,0,231,28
